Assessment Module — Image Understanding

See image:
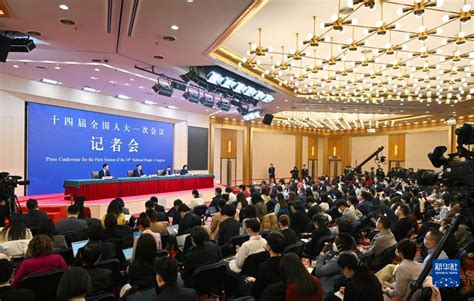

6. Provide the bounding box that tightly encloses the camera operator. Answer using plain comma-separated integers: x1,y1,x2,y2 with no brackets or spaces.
0,197,9,227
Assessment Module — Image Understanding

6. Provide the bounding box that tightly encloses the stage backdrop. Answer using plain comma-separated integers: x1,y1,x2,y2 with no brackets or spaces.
27,103,174,195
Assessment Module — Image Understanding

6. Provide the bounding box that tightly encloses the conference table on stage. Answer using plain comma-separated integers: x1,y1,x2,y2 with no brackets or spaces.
63,174,215,200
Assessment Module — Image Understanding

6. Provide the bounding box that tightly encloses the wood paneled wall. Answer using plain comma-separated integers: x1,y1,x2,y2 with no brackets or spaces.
221,129,237,159
388,134,405,161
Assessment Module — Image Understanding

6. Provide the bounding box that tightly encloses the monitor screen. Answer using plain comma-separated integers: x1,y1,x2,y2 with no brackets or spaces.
72,240,88,257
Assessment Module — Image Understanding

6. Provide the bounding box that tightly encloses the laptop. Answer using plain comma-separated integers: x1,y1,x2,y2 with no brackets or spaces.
123,248,133,261
167,224,179,236
158,198,167,208
72,240,88,257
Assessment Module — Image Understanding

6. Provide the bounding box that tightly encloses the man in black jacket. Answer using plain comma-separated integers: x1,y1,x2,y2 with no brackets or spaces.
0,259,34,301
132,164,145,177
23,198,48,229
181,226,221,287
81,243,112,294
268,163,276,184
177,204,202,236
98,164,111,178
155,256,197,301
391,204,413,241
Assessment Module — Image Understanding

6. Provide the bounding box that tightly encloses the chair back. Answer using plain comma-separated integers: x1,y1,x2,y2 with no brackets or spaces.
96,259,122,286
157,170,163,176
230,234,249,248
193,205,208,221
64,231,88,247
91,171,100,179
124,288,157,301
220,243,236,258
241,251,269,277
371,245,396,272
312,234,335,257
52,247,74,265
455,239,474,260
359,250,374,266
405,228,415,239
191,261,229,297
18,269,65,301
126,170,134,177
86,291,116,301
283,240,305,257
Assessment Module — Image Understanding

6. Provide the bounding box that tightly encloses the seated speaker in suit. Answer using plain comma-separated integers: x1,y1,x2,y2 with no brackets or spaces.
180,164,189,175
161,166,173,176
98,164,111,178
132,164,145,177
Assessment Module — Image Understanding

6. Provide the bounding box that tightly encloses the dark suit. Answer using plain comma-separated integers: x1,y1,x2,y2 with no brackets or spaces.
128,261,156,290
280,228,298,247
56,217,88,235
0,286,35,301
302,168,309,178
177,213,202,236
343,270,383,301
181,241,221,287
217,218,240,246
161,169,172,176
23,209,49,229
253,256,282,298
268,166,276,183
98,169,111,178
391,217,413,241
155,283,197,301
132,169,144,177
180,169,189,175
84,266,112,294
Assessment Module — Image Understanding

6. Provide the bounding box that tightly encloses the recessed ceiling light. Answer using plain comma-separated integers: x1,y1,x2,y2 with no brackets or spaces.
138,86,144,89
163,35,176,42
116,94,132,100
41,78,60,85
94,68,100,72
26,31,42,36
59,4,69,10
284,99,288,102
54,66,61,70
153,55,165,60
167,105,178,109
124,83,130,86
109,80,117,84
276,106,280,109
170,25,179,31
12,65,19,68
60,19,75,25
187,0,194,2
129,78,134,81
90,76,98,80
143,100,157,105
82,87,99,93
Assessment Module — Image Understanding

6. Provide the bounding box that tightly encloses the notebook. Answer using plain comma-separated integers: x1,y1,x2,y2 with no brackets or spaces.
72,240,88,257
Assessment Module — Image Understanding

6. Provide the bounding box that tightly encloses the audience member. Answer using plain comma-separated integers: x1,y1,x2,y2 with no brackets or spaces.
391,204,413,241
128,233,158,290
337,252,384,301
38,218,67,249
155,256,198,301
13,235,68,286
0,259,34,301
360,216,397,256
422,228,448,269
281,253,323,301
168,199,184,225
56,205,88,235
278,214,297,247
210,199,228,240
57,267,92,301
0,212,32,243
73,196,91,219
252,193,268,221
336,199,358,226
23,198,49,229
217,204,240,246
274,192,289,217
181,226,221,287
133,213,161,259
81,243,112,294
146,208,169,233
238,193,256,222
190,189,204,209
304,214,332,257
231,218,267,273
177,204,201,236
289,201,309,235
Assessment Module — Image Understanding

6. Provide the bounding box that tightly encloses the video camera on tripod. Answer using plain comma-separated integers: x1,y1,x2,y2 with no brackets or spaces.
0,172,30,213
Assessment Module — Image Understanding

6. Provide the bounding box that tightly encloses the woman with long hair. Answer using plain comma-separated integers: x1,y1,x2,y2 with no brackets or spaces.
127,233,158,290
274,193,289,217
280,253,322,301
73,196,91,219
336,252,383,301
0,212,32,242
238,192,256,222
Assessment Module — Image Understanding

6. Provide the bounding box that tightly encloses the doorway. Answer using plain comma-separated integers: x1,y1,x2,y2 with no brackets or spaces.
220,158,236,186
308,159,318,178
329,159,342,178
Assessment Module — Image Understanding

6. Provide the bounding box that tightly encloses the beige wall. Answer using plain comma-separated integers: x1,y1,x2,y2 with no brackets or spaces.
317,137,324,177
351,135,389,173
213,128,221,184
302,136,308,167
236,130,244,185
251,131,296,180
405,130,450,170
0,74,210,195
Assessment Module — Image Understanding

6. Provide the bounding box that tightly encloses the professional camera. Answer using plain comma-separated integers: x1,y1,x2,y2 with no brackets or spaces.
0,172,30,200
416,123,474,189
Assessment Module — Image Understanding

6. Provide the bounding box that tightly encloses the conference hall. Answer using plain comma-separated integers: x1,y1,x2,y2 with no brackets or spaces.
0,0,473,300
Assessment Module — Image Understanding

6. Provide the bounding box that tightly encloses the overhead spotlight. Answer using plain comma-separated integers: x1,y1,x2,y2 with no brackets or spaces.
183,86,200,104
152,77,173,97
367,127,376,133
237,103,250,115
261,94,274,103
445,117,456,125
220,77,237,89
206,71,224,85
216,96,231,111
253,90,266,101
199,92,215,108
171,80,187,91
242,86,258,97
245,97,259,106
232,82,247,94
243,109,262,121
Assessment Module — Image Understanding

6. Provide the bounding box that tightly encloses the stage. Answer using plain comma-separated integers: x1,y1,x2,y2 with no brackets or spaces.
18,186,220,223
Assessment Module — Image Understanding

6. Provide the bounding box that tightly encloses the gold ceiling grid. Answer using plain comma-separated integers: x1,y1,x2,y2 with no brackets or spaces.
236,0,473,107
